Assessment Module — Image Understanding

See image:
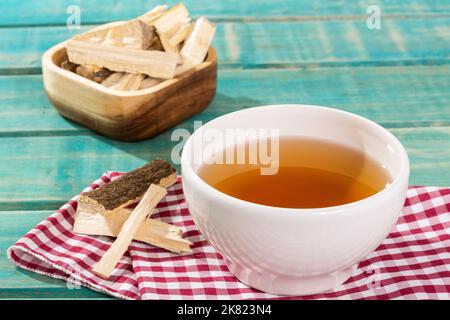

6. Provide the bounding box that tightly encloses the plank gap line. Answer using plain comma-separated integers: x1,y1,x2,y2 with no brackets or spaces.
2,59,450,76
1,123,450,141
1,13,450,29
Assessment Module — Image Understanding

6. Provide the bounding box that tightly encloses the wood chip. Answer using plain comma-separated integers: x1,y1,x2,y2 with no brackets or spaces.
138,5,168,25
67,39,179,78
100,19,155,49
153,3,190,37
158,32,178,53
109,73,145,91
139,77,162,89
101,72,126,87
73,205,192,253
148,37,164,51
151,4,191,53
177,17,215,74
157,21,190,53
168,22,191,47
92,184,167,278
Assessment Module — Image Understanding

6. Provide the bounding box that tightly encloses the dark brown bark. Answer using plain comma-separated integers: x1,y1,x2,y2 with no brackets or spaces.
85,159,176,210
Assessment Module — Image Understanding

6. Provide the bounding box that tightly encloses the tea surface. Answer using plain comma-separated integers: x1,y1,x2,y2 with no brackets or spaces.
198,137,391,208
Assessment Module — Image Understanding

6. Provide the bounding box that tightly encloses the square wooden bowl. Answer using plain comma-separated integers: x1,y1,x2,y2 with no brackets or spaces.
42,42,217,141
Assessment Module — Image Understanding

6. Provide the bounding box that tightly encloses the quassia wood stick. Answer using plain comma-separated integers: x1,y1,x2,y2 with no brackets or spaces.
73,205,192,253
92,184,167,278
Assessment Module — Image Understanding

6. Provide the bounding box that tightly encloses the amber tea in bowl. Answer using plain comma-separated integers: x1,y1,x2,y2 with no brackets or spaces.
198,137,391,209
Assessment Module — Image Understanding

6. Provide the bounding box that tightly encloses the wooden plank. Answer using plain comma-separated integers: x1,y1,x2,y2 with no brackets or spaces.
0,125,449,209
0,65,449,134
0,210,110,298
0,0,449,26
0,288,109,299
1,18,449,72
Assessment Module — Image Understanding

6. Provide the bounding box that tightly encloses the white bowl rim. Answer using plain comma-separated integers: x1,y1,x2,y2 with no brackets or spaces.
181,104,410,215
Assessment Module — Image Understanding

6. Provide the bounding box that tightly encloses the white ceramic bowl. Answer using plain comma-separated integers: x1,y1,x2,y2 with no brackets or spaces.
181,105,409,295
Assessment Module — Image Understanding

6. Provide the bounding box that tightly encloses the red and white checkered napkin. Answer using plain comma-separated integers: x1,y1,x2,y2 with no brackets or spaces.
7,172,450,300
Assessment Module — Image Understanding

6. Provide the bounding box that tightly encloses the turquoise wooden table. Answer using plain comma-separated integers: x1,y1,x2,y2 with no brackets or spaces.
0,0,449,299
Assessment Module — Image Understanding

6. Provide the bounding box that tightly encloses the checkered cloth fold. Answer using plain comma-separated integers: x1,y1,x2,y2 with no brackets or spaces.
7,172,450,299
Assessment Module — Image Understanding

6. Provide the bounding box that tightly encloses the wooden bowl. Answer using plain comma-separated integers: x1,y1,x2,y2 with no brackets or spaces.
42,42,217,141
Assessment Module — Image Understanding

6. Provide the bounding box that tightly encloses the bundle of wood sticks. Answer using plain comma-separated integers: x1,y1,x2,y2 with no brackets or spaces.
60,3,216,91
73,159,192,278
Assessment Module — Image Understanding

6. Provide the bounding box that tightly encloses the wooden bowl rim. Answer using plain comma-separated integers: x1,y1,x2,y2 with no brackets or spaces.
42,31,217,98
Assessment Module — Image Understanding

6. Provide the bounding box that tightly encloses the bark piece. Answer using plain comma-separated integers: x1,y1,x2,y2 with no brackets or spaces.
60,60,78,72
75,64,112,83
79,159,176,214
